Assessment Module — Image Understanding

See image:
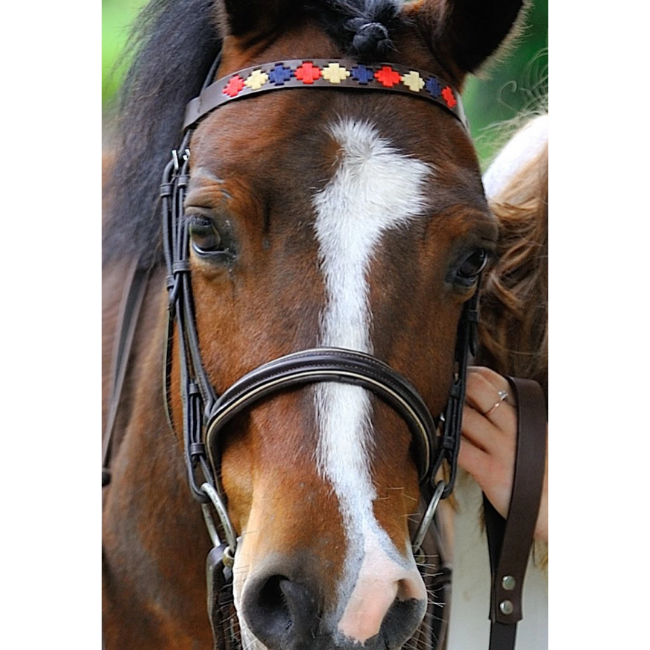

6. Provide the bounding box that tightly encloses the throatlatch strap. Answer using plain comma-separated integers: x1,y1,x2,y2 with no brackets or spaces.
484,377,547,650
102,259,152,486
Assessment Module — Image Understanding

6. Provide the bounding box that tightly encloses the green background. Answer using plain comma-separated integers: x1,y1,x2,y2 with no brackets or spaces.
102,0,547,168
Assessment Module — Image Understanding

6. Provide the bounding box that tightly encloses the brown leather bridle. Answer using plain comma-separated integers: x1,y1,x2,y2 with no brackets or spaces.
154,52,476,649
104,50,545,650
159,49,475,544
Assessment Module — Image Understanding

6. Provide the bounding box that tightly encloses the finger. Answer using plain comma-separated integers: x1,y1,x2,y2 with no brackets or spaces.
468,366,511,393
465,373,516,431
461,405,500,452
465,370,500,412
459,437,514,521
468,366,517,408
462,400,518,464
458,437,490,479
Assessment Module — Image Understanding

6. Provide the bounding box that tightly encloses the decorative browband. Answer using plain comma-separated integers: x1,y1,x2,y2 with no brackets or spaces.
184,59,468,131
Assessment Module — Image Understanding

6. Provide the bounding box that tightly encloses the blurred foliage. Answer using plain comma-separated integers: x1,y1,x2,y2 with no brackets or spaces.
102,0,148,104
464,1,547,167
102,0,547,167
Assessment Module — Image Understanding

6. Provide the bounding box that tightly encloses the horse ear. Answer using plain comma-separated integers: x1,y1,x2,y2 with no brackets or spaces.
409,0,526,77
217,0,302,38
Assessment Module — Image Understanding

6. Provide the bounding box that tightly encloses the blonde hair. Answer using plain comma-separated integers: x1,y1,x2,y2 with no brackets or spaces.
477,141,548,401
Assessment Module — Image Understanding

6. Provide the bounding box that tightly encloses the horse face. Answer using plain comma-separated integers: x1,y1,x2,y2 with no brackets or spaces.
173,2,522,648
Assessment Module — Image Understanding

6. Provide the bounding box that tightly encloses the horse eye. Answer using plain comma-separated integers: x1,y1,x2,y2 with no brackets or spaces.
188,215,223,254
457,249,488,281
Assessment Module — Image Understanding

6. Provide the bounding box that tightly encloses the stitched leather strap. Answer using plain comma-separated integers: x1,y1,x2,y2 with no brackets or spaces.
183,58,468,131
484,376,547,650
204,347,438,485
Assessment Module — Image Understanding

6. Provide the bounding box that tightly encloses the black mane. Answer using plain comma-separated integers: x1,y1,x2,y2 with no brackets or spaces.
103,0,220,267
103,0,402,268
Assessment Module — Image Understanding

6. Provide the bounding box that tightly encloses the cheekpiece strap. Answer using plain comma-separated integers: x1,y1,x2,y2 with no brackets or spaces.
184,59,467,131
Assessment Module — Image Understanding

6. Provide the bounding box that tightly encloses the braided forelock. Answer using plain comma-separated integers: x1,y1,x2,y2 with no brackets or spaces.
308,0,402,60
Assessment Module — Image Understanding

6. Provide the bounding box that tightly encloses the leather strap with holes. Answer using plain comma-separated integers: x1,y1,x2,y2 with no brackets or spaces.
483,376,547,650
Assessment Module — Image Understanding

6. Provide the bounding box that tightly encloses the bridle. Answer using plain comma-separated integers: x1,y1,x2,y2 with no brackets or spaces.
156,52,479,647
106,52,478,650
161,51,476,553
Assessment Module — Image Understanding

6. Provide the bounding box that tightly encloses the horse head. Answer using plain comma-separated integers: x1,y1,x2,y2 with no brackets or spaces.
103,1,526,648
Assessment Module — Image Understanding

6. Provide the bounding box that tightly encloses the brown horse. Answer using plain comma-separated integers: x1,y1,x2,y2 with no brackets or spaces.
102,1,526,648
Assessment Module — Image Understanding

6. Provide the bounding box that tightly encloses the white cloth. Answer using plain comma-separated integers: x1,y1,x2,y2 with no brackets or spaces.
482,115,549,200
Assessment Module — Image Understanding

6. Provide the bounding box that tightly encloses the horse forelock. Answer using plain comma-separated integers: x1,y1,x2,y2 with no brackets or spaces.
304,0,402,58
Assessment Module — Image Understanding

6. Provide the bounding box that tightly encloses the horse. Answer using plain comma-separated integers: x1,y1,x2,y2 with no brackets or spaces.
102,1,527,648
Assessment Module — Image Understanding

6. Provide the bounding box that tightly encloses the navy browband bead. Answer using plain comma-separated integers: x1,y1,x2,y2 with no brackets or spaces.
183,58,468,132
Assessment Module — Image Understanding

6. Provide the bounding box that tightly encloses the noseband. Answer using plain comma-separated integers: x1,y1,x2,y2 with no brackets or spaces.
159,52,478,645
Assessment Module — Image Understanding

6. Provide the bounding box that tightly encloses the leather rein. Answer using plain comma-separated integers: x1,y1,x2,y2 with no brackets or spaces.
103,52,544,650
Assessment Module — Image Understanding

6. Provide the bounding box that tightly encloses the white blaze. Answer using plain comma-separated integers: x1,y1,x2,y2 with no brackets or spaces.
312,119,430,640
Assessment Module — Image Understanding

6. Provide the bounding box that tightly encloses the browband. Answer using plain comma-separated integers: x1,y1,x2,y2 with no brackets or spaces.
184,58,468,131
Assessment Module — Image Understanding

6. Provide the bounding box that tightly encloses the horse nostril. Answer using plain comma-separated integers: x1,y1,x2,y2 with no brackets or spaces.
257,575,291,632
380,596,428,649
243,573,320,649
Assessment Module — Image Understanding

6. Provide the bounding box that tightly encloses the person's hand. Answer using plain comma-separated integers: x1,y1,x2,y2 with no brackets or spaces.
458,366,548,542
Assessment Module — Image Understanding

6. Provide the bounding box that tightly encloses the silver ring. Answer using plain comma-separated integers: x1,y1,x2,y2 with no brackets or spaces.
483,389,509,417
201,482,238,553
412,480,446,562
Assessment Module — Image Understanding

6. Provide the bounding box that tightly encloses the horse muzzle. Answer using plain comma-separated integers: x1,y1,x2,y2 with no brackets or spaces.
239,552,427,650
